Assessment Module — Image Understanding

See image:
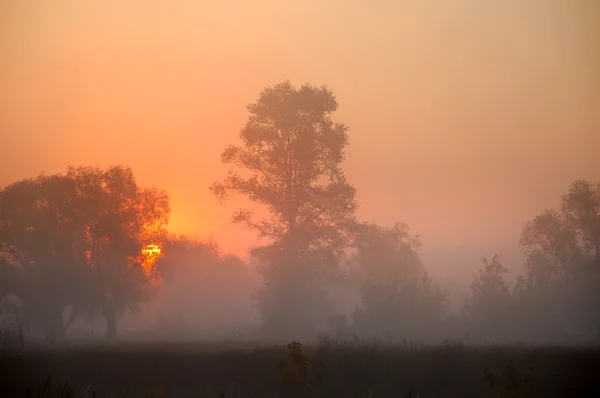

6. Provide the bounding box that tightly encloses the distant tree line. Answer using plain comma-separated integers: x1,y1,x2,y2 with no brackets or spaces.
1,81,598,344
210,81,600,343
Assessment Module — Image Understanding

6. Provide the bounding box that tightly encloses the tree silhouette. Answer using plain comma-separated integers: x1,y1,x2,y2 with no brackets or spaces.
0,173,90,340
153,235,210,284
0,256,12,301
0,166,170,340
211,81,358,337
67,166,170,338
462,255,513,341
349,222,445,337
154,236,254,335
519,179,600,339
465,256,511,317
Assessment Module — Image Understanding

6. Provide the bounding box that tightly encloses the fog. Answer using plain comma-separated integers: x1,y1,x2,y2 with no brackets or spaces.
1,0,599,348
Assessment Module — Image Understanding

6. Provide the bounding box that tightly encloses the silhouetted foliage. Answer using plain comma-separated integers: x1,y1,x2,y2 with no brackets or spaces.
465,255,511,318
0,173,90,340
0,166,170,340
68,166,170,338
152,236,256,336
0,256,13,302
154,235,221,283
518,179,600,341
211,81,358,338
463,255,513,340
349,222,446,338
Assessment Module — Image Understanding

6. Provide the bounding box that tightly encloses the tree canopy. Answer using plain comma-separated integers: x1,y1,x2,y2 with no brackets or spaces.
519,179,600,338
211,80,358,261
349,222,446,337
0,165,170,339
464,255,511,321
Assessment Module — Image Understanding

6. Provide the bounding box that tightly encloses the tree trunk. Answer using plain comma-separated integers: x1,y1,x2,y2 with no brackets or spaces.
44,310,65,343
105,311,117,339
103,294,119,339
105,310,117,339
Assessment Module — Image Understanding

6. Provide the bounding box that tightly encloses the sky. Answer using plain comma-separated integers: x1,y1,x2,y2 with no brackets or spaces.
1,0,599,286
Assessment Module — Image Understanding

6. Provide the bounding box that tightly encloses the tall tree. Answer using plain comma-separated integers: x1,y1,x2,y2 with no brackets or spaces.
560,180,600,267
210,81,358,337
519,179,600,339
67,166,170,338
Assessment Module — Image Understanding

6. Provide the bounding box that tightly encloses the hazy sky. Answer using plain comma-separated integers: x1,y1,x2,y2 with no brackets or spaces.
1,0,599,282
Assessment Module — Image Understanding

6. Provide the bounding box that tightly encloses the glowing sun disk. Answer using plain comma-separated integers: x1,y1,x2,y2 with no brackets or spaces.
141,244,162,270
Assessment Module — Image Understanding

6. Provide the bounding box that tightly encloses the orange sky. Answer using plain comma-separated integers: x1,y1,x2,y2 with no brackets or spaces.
1,0,599,281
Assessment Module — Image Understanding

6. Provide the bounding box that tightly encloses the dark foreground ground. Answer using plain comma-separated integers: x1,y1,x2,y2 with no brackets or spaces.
1,340,599,398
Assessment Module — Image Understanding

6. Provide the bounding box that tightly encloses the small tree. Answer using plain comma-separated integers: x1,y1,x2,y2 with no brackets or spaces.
211,81,358,338
464,255,512,340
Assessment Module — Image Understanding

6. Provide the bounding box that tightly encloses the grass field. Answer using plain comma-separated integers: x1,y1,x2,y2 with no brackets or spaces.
1,339,599,397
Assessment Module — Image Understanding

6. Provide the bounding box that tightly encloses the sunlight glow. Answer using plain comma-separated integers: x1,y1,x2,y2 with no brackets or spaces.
141,244,162,270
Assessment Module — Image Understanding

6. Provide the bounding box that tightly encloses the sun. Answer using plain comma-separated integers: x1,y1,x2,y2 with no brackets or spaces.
141,244,162,270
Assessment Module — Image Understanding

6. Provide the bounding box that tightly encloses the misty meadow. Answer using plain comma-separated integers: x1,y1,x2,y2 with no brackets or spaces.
2,0,599,396
1,81,599,397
